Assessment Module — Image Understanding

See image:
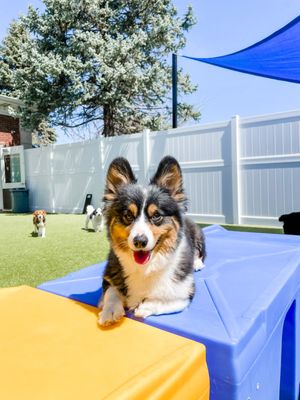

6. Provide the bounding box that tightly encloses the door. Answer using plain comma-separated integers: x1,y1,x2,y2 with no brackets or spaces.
0,146,26,210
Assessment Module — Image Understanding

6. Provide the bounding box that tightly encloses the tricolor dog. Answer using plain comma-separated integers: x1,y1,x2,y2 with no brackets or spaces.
98,156,206,326
33,210,47,238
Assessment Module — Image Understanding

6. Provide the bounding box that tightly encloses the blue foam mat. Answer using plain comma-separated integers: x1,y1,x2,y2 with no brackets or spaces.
38,225,300,400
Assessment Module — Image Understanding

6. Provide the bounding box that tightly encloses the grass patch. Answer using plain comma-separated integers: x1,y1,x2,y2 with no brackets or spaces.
0,213,283,289
0,213,109,288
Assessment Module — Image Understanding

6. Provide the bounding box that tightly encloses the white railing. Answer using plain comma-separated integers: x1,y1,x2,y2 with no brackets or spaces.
24,109,300,227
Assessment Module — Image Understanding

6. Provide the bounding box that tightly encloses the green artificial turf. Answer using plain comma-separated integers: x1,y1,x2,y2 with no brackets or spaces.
0,213,283,289
0,213,109,288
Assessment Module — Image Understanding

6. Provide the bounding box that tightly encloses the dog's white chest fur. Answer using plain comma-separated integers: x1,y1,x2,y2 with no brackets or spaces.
117,238,193,310
35,222,46,238
38,225,46,238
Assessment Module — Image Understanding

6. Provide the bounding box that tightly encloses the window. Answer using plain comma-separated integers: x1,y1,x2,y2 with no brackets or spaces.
4,154,21,184
0,145,25,189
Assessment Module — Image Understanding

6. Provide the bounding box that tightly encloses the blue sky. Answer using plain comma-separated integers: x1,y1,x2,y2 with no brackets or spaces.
0,0,299,141
175,0,300,124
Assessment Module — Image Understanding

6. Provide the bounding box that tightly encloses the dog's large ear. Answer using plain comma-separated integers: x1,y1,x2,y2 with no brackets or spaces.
103,157,137,202
150,156,186,208
279,214,287,222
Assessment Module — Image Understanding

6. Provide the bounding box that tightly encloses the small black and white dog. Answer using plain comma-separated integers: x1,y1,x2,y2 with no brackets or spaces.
85,205,104,232
279,212,300,235
98,156,206,326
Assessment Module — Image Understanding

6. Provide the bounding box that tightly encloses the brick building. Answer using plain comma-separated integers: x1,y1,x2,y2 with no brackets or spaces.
0,114,20,147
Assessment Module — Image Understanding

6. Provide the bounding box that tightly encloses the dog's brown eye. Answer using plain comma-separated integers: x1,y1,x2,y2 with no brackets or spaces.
151,212,163,225
123,210,134,225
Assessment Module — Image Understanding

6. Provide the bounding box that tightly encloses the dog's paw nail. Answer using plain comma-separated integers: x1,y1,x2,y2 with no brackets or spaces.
98,313,112,326
98,318,113,327
98,307,124,326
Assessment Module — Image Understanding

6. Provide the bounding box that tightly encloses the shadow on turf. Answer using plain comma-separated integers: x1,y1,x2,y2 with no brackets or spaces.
81,228,99,233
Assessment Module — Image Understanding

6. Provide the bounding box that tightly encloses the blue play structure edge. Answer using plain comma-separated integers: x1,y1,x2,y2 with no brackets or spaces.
38,225,300,400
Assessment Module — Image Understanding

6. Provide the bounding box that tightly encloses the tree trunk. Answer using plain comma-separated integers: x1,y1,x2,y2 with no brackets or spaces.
102,104,115,137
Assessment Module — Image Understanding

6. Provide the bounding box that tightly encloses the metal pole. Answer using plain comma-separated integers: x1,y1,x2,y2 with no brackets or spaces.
172,53,178,129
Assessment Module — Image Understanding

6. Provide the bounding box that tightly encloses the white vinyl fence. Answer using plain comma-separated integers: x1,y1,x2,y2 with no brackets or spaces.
24,109,300,227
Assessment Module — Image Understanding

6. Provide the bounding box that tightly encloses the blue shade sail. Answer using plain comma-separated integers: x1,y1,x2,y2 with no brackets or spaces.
183,16,300,83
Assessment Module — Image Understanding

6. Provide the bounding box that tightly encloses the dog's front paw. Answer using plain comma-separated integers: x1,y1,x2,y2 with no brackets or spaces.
134,303,156,319
98,304,125,326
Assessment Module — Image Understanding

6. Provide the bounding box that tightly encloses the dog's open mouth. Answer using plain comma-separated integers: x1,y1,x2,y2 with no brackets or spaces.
133,250,151,265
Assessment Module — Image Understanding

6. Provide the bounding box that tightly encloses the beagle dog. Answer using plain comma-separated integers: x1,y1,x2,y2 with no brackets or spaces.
33,210,47,238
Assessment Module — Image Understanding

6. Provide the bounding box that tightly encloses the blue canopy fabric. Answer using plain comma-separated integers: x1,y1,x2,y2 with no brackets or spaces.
183,16,300,84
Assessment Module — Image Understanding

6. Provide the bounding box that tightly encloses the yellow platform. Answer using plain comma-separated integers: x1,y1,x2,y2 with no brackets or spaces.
0,286,209,400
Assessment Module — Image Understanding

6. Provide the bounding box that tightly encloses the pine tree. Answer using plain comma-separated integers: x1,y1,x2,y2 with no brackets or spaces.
32,121,57,146
0,20,57,143
0,0,200,137
0,20,29,95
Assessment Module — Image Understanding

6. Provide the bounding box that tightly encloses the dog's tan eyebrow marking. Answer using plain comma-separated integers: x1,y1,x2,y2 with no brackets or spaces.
147,204,158,217
128,203,138,217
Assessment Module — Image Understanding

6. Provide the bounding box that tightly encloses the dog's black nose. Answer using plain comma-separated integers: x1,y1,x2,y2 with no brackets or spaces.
133,235,148,249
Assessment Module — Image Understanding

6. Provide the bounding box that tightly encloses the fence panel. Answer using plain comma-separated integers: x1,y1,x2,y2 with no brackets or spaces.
25,140,102,213
148,123,231,224
239,111,300,226
103,133,145,183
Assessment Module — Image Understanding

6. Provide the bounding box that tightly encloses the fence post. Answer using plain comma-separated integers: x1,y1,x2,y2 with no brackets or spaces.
99,134,105,167
99,134,106,202
49,145,56,213
143,129,150,182
230,115,241,225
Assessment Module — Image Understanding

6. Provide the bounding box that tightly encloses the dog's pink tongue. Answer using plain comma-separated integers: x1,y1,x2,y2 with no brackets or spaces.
134,251,151,265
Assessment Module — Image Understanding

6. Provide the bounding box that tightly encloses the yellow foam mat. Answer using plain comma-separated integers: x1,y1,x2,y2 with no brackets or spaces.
0,286,209,400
